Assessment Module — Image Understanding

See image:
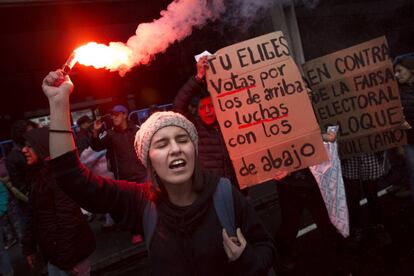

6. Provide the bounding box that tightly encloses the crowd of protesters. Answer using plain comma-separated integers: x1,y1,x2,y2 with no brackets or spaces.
0,51,412,276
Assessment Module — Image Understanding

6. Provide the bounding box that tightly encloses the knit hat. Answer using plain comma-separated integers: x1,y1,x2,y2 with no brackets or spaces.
134,111,198,168
393,53,414,70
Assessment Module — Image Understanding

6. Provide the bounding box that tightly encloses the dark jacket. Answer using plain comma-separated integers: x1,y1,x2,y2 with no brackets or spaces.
400,83,414,144
90,122,146,182
75,128,90,155
22,128,95,270
174,77,237,185
5,148,31,196
51,150,275,276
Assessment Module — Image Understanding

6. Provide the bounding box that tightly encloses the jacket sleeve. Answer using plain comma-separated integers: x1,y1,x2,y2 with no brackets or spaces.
90,129,111,152
230,187,276,275
52,182,89,270
22,193,37,256
173,76,204,114
49,150,146,234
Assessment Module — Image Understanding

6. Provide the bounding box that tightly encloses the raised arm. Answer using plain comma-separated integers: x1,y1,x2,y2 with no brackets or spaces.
90,119,110,151
42,69,147,235
42,70,75,158
173,56,208,114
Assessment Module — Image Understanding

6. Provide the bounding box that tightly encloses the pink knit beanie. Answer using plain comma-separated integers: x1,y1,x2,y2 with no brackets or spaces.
134,111,198,168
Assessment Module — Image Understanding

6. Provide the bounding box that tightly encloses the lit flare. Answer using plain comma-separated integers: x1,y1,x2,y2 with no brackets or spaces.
73,42,133,73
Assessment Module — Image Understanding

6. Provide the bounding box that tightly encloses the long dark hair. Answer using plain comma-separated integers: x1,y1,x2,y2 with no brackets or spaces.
145,158,205,202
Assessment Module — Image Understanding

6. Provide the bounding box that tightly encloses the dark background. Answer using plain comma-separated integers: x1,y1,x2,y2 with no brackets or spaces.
0,0,413,140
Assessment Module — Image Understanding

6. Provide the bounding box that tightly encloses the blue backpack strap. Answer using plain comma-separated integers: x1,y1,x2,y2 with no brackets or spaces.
213,177,236,237
142,200,157,249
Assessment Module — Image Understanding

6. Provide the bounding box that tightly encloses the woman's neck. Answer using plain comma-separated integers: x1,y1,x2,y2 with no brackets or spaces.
164,181,197,206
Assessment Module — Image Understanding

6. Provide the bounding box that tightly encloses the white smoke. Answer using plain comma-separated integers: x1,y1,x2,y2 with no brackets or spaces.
91,0,320,75
109,0,224,75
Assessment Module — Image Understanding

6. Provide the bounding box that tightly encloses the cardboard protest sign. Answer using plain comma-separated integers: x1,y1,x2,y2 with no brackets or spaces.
302,37,406,158
206,32,328,189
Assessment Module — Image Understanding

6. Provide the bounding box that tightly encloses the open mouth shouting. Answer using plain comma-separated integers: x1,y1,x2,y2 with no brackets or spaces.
169,159,187,171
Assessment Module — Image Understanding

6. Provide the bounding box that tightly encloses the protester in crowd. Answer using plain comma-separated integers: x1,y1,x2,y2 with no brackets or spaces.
0,163,14,276
394,54,414,201
4,120,37,246
275,132,343,272
91,105,146,240
21,127,96,276
75,115,93,155
79,146,115,224
91,104,146,183
41,69,276,275
341,152,391,247
174,56,239,188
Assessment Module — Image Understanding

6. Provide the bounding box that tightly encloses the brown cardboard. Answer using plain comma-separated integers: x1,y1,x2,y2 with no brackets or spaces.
302,36,406,157
206,32,328,188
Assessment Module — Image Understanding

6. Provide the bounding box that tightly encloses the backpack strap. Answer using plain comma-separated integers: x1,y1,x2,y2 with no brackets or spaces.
142,200,157,249
213,177,236,237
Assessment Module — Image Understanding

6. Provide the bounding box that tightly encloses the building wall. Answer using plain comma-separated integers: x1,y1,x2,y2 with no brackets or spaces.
296,0,414,61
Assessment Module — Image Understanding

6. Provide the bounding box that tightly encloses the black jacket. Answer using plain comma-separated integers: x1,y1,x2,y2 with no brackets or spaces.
174,77,237,185
75,128,90,155
22,128,96,270
5,148,31,196
400,83,414,144
90,122,146,182
51,150,275,276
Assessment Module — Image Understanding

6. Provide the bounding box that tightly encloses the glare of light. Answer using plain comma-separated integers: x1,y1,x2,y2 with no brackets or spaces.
74,42,133,72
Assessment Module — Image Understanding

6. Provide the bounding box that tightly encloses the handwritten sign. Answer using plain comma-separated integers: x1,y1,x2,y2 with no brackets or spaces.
206,32,328,189
302,36,406,158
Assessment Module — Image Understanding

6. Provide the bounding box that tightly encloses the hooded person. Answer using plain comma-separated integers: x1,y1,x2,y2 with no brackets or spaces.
40,67,276,276
21,128,96,276
394,54,414,201
4,119,37,247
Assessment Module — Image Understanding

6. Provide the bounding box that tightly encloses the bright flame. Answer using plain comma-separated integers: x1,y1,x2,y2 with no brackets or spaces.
74,42,133,73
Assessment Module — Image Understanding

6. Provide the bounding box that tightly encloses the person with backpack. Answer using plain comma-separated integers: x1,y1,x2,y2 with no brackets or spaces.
41,69,275,275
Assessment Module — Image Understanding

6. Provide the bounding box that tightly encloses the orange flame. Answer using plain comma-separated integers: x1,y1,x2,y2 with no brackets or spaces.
73,42,133,72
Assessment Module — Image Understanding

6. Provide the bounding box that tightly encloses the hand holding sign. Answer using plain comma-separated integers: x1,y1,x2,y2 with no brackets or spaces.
195,56,209,82
206,32,327,188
